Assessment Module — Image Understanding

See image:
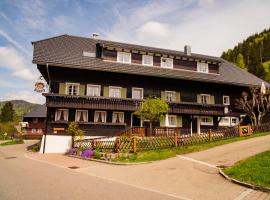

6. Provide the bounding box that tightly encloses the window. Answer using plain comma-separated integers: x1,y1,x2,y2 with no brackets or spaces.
37,129,43,134
231,117,239,126
197,62,209,73
112,112,124,123
200,94,210,104
31,129,36,134
66,83,79,95
219,117,230,126
223,96,230,105
109,86,121,98
33,118,38,123
55,109,69,121
161,57,173,68
94,111,106,123
132,88,144,99
75,110,88,122
142,55,153,66
165,91,176,101
200,117,213,126
117,52,131,64
87,84,100,96
167,115,177,127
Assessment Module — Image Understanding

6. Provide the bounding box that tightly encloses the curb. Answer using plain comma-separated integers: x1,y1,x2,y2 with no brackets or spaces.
219,169,270,193
68,155,152,165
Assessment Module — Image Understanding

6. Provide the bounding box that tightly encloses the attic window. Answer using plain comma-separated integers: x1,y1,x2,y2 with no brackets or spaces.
197,62,209,73
83,51,96,57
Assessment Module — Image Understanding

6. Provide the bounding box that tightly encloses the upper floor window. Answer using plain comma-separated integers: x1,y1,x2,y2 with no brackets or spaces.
132,88,144,99
75,110,88,123
142,55,153,66
94,111,106,123
200,94,210,104
161,57,173,68
66,83,79,95
87,84,100,96
117,52,131,64
112,112,124,123
33,118,38,123
223,96,230,105
200,116,213,126
197,62,209,73
55,109,69,121
109,86,121,98
165,91,176,101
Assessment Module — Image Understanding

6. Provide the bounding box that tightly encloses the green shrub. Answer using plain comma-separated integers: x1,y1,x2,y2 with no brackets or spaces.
93,148,102,159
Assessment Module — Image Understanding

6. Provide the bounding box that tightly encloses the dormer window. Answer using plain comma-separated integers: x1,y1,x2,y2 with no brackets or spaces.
197,62,209,73
142,55,153,66
117,52,131,64
161,57,173,69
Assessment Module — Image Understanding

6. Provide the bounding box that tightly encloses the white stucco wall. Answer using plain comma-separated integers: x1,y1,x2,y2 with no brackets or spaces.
39,135,72,154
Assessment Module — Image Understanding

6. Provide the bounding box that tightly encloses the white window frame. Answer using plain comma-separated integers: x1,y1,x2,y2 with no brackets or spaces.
231,117,239,126
219,117,230,126
75,110,88,123
109,86,122,98
117,51,131,64
161,57,173,69
197,62,209,73
165,91,176,102
223,95,230,105
94,111,107,123
55,109,69,121
200,94,210,104
65,82,80,95
86,84,101,96
200,116,213,126
167,114,177,127
142,55,153,66
112,112,124,124
132,87,144,99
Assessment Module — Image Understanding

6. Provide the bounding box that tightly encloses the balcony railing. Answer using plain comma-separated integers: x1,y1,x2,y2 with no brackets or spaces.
44,93,225,116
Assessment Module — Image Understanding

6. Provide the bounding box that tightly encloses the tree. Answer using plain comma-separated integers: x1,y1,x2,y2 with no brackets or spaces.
236,87,270,126
134,97,169,132
0,102,15,122
67,122,84,147
235,53,245,68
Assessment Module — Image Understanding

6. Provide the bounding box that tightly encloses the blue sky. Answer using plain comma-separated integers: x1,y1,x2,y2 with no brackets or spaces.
0,0,270,104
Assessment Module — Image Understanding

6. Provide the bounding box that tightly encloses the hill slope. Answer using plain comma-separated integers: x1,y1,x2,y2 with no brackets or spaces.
221,28,270,82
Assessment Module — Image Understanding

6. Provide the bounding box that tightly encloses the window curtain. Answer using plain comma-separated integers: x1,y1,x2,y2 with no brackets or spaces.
94,112,99,122
112,113,117,123
63,110,68,121
101,112,105,122
76,111,82,122
82,111,87,122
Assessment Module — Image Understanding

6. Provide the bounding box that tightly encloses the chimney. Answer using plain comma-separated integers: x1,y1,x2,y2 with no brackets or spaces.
184,45,191,56
92,33,99,39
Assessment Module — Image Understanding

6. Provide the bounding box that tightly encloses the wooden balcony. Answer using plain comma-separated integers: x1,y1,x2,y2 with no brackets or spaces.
44,93,225,116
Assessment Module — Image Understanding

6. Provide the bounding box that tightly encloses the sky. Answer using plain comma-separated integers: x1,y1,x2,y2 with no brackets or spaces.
0,0,269,104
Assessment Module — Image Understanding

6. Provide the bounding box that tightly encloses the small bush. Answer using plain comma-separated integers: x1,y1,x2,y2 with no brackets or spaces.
93,148,102,159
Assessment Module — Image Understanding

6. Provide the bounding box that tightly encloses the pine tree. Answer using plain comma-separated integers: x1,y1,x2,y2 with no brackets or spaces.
235,53,245,68
0,102,15,122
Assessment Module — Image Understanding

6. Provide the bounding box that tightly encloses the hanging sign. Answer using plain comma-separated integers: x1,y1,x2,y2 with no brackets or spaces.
34,76,46,93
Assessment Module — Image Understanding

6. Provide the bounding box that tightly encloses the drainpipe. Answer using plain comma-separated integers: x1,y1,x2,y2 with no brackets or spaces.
43,63,50,154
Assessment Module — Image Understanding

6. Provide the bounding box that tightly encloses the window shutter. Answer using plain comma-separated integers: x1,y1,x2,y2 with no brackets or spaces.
160,117,165,127
103,86,109,97
79,85,85,96
197,94,201,103
161,91,165,100
121,88,127,98
176,92,181,102
177,116,182,127
59,83,66,94
210,95,215,104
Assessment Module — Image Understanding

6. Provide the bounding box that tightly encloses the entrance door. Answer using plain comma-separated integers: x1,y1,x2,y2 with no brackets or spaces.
192,117,197,133
132,114,141,127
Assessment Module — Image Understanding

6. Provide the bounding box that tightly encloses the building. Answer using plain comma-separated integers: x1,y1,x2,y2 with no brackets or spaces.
32,34,267,152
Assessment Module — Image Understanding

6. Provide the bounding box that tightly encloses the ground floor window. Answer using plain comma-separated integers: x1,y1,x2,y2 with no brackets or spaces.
94,111,106,123
219,117,230,126
31,129,36,133
231,117,239,126
75,110,88,122
200,116,213,126
168,115,177,127
112,112,124,123
55,109,69,121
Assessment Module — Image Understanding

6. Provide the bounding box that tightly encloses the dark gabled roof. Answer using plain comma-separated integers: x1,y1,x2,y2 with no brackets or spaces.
32,34,269,87
24,104,47,118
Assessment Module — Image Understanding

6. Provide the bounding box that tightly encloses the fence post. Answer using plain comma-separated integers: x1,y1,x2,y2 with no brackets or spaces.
174,133,178,147
209,129,212,142
133,137,137,153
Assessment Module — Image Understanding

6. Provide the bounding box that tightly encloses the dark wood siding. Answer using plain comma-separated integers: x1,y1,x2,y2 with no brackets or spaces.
174,59,197,71
103,49,117,61
132,53,142,64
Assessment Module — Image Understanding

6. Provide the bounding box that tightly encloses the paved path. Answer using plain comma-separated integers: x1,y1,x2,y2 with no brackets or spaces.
1,136,270,200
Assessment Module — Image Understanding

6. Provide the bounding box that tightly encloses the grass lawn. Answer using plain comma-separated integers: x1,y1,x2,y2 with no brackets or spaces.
224,151,270,188
0,140,24,146
112,132,270,163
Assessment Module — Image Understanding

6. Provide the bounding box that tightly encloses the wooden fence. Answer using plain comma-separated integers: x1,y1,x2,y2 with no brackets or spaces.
74,123,270,153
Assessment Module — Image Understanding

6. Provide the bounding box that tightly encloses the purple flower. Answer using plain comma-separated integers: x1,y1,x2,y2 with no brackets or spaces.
81,149,94,158
69,148,77,155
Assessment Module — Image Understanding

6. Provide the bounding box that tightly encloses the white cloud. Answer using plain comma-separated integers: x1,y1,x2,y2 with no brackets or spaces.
102,0,270,56
0,46,37,80
1,91,45,104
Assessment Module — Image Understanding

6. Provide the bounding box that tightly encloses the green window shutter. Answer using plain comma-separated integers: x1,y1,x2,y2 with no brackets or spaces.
121,88,127,98
103,86,109,97
161,91,165,100
79,85,85,96
176,92,181,102
197,94,201,103
59,83,66,94
177,116,182,127
160,117,165,127
210,95,215,104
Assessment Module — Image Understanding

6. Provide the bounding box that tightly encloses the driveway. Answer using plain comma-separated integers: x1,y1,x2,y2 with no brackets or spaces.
1,136,270,200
